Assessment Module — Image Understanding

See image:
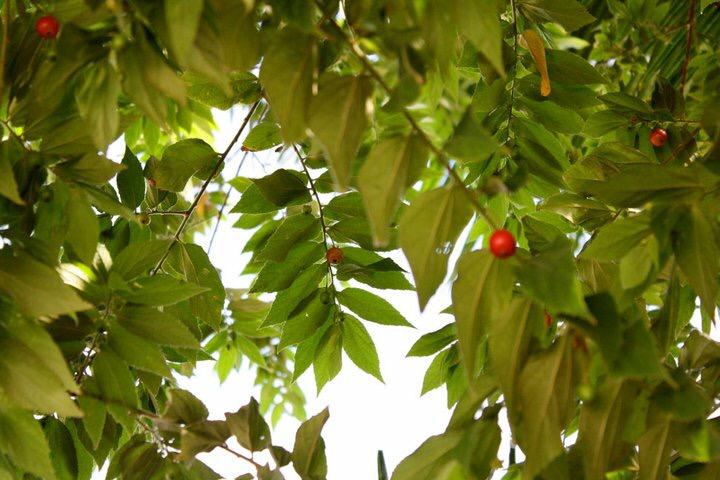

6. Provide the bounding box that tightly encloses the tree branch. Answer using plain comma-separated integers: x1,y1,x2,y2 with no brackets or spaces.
0,0,10,104
151,100,261,275
315,2,500,230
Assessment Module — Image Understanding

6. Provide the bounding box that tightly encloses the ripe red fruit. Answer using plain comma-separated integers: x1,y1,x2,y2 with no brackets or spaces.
649,128,668,147
35,15,60,39
489,229,516,259
326,247,343,265
544,311,553,328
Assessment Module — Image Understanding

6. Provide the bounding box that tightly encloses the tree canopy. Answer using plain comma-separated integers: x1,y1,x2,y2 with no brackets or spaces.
1,0,720,479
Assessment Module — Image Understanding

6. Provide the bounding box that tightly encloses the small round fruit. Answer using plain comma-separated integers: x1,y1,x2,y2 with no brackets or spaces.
577,383,595,402
138,213,151,226
326,246,343,265
649,128,668,147
35,15,60,39
544,311,553,328
489,229,516,259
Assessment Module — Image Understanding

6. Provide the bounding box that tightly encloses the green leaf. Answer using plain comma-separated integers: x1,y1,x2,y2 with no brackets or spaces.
152,139,218,192
75,61,121,149
0,254,91,317
92,350,138,409
163,388,208,425
390,432,462,480
180,421,231,461
399,186,473,310
546,50,608,85
225,398,271,452
231,183,283,214
308,74,372,190
519,98,585,134
488,298,542,413
263,264,327,326
120,275,209,306
342,315,383,381
260,29,315,142
578,379,637,480
358,135,427,247
673,204,719,315
0,321,81,417
66,189,99,264
112,239,173,280
251,169,310,207
107,322,172,377
118,307,200,349
444,110,499,163
54,153,125,185
251,242,324,293
117,148,146,210
517,335,575,478
77,395,106,449
292,408,330,480
243,122,282,152
0,402,57,480
175,243,226,329
422,346,459,395
0,147,24,205
44,417,78,480
314,324,343,393
516,236,588,317
638,416,672,480
294,323,331,382
452,250,515,377
581,213,652,261
164,0,203,63
258,213,320,262
518,0,595,32
599,92,654,116
583,110,628,138
279,293,332,350
453,0,504,75
337,288,413,327
407,323,456,357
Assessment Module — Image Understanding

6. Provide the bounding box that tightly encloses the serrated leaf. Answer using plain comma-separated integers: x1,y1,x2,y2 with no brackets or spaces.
314,324,343,393
258,214,320,262
390,432,462,480
175,243,226,329
279,293,332,350
243,122,282,152
453,0,504,75
112,239,173,280
358,135,427,247
107,322,172,377
453,250,515,377
117,147,145,210
251,243,324,293
151,139,218,192
54,153,125,185
66,189,99,264
163,388,208,425
337,287,412,327
251,169,310,207
92,350,138,409
226,398,271,452
120,275,209,306
399,186,473,310
118,306,200,349
75,61,121,149
263,264,327,327
546,49,607,85
581,213,652,261
292,409,330,480
260,29,315,142
308,74,372,190
0,402,57,480
342,315,383,381
407,323,456,357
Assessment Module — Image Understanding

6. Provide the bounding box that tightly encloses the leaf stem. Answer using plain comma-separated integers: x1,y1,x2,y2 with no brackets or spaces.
220,444,264,470
315,3,500,230
506,0,520,144
150,100,261,275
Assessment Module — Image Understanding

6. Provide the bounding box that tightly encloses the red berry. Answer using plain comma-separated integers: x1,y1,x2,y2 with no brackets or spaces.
489,229,516,259
544,311,553,328
326,247,343,265
35,15,60,39
649,128,668,147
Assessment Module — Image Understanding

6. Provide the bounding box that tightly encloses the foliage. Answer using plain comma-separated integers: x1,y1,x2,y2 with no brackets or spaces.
0,0,720,479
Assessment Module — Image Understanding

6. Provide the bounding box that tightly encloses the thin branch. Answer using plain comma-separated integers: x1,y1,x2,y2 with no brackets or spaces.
679,0,698,93
220,444,264,470
207,149,252,255
150,100,261,275
292,144,338,292
315,2,500,230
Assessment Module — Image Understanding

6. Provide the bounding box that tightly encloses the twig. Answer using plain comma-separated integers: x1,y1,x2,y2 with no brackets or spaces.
150,100,260,275
679,0,698,93
207,150,252,255
315,2,500,230
220,444,264,470
292,144,339,292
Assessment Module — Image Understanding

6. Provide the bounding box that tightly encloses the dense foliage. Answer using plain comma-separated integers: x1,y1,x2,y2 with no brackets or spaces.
1,0,720,478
